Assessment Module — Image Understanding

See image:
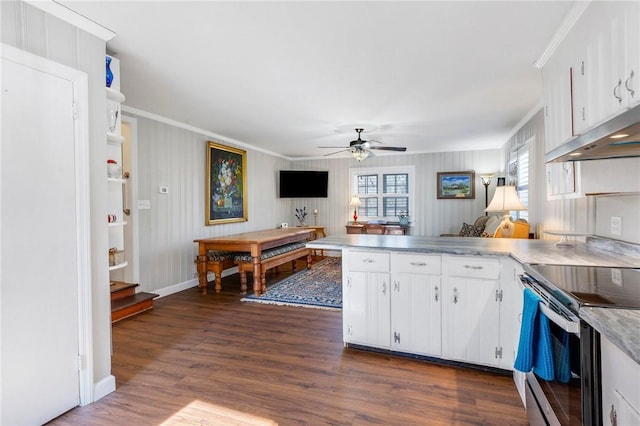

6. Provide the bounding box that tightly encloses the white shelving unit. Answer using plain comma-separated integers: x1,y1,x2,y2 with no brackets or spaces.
106,55,128,276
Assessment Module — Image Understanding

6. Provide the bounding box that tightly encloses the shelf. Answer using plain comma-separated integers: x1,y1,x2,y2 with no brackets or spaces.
108,221,128,227
106,87,125,103
107,177,127,184
109,260,129,271
107,132,125,144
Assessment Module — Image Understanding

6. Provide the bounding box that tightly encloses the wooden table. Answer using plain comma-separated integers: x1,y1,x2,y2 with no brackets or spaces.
296,226,326,255
194,228,314,296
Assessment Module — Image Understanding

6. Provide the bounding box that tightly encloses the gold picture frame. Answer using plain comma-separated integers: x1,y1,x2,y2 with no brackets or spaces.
437,171,475,199
206,141,248,225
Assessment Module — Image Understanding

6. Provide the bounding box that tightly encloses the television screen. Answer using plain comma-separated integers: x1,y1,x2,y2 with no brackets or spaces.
279,170,329,198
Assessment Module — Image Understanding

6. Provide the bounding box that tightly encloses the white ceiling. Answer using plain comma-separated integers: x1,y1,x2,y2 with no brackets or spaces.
62,1,575,160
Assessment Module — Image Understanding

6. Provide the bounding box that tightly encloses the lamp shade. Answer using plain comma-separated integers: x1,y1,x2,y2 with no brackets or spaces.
485,185,526,212
350,196,361,207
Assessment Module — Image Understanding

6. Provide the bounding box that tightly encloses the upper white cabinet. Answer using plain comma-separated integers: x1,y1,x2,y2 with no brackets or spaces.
543,1,640,154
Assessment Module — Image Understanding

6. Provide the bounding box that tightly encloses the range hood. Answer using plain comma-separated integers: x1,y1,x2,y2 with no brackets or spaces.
545,104,640,163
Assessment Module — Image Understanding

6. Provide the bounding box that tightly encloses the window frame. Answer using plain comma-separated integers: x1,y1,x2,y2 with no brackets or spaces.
349,165,415,222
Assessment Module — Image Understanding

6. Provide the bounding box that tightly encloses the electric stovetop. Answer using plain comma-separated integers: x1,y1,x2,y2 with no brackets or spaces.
525,264,640,310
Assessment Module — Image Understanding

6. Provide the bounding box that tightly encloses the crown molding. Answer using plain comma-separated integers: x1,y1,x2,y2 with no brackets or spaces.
534,1,590,69
24,0,116,41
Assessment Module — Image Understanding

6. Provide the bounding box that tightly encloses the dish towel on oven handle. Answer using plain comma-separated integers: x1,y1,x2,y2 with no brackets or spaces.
514,288,555,381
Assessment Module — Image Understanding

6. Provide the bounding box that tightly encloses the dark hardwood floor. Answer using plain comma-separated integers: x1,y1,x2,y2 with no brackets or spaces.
50,259,527,425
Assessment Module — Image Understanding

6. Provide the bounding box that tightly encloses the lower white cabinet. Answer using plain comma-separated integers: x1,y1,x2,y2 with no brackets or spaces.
442,256,501,367
601,335,640,426
342,249,519,371
390,253,442,357
342,250,390,348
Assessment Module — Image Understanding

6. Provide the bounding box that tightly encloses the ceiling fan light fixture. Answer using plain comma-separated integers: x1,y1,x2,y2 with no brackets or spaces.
351,148,371,162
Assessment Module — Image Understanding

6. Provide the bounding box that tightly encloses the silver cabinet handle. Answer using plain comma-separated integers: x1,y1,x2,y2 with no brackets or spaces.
393,332,400,344
614,78,623,104
610,403,617,426
361,258,375,263
453,287,459,304
464,264,484,270
434,285,439,302
382,281,387,295
393,281,400,292
409,261,427,267
625,69,635,98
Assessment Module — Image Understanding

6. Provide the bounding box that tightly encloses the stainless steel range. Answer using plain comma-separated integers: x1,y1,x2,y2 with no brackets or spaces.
519,264,640,426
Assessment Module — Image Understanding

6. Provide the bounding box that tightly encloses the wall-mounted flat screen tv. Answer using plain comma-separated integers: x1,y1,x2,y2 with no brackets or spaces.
279,170,329,198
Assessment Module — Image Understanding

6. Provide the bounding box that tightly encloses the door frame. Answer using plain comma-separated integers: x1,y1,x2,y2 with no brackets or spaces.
1,43,93,406
121,116,140,284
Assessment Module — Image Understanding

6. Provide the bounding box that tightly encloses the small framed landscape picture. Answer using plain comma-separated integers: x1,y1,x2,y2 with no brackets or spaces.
437,171,475,199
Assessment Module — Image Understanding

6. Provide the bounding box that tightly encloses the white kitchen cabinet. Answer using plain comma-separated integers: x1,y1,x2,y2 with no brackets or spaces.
543,1,640,155
601,334,640,426
342,250,390,348
546,161,579,199
390,253,442,357
442,256,501,367
501,257,526,405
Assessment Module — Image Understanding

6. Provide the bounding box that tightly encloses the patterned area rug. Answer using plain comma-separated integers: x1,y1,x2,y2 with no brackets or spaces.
241,257,342,310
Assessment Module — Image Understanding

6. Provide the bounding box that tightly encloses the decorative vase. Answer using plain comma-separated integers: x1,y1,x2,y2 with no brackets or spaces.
399,216,409,226
106,56,114,88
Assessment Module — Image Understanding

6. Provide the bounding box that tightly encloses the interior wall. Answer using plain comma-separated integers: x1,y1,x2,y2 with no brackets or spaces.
124,113,291,293
295,148,505,238
595,195,640,244
1,0,112,400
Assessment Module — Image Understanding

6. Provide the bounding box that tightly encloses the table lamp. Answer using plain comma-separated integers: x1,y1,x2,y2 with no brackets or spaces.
484,185,527,237
350,196,361,224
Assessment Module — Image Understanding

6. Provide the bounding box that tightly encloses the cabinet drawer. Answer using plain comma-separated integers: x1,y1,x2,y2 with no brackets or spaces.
346,250,389,272
391,253,441,274
445,256,500,279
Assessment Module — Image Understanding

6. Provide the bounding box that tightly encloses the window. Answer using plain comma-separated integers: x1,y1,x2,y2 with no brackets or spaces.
350,166,414,221
508,143,529,221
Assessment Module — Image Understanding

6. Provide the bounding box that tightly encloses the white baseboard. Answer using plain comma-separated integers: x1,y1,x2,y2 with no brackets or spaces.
93,374,116,402
154,268,239,299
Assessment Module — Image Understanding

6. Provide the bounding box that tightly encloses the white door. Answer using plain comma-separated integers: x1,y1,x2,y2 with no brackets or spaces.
1,46,86,424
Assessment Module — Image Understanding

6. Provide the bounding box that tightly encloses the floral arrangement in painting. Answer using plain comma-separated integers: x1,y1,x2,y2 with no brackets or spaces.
213,157,242,208
295,207,307,226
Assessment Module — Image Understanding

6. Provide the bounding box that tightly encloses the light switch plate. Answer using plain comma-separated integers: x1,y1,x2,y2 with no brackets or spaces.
159,186,169,194
611,216,622,236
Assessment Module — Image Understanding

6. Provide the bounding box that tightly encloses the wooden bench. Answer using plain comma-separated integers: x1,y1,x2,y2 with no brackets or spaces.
195,250,239,294
234,242,312,294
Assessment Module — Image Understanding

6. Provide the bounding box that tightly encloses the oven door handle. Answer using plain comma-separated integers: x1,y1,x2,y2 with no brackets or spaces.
538,301,580,335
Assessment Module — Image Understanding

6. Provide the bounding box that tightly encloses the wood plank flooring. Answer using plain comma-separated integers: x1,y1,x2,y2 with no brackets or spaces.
50,260,527,425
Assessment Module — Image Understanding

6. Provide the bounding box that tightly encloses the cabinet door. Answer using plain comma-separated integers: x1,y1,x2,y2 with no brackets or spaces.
391,273,441,357
343,271,391,349
601,335,640,425
546,162,577,198
543,49,573,153
442,277,500,367
499,257,524,371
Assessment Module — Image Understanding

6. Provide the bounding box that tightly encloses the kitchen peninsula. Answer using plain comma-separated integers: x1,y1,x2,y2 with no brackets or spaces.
307,234,640,368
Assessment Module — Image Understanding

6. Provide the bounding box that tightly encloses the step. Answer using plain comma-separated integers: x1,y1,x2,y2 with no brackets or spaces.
110,281,138,301
111,292,158,323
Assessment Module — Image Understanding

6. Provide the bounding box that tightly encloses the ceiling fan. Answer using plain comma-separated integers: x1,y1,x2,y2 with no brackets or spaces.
319,128,407,161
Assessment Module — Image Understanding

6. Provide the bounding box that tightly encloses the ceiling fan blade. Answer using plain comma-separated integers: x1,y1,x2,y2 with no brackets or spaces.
318,146,349,149
323,149,350,156
370,146,407,152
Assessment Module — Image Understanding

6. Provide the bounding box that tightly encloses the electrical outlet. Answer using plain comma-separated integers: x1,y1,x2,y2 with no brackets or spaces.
159,186,169,194
611,268,622,286
611,216,622,236
138,199,151,210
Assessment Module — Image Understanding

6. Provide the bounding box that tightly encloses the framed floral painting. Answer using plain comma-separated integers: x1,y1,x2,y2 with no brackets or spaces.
206,141,248,225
